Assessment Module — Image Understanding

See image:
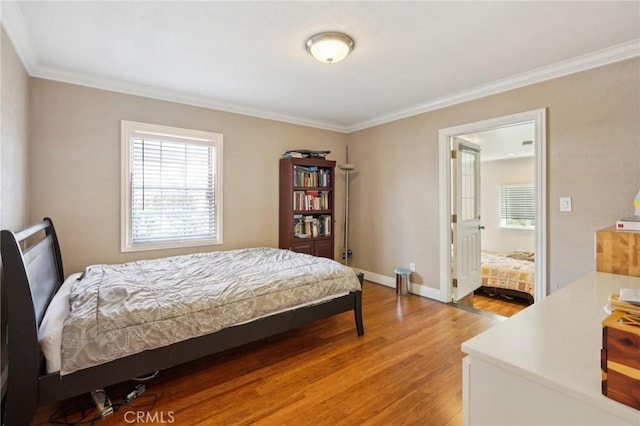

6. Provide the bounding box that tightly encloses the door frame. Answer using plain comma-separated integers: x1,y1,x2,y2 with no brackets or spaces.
438,108,547,303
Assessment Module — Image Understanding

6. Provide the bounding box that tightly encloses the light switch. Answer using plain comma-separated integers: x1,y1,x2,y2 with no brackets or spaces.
560,197,572,212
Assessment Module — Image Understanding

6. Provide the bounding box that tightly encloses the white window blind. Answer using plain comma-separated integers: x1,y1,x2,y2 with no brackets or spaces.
500,183,534,230
122,121,223,251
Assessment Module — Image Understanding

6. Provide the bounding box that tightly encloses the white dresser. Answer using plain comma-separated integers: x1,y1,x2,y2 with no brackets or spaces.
462,272,640,425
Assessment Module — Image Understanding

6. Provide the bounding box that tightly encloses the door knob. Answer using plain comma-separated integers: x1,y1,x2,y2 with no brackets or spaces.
479,225,485,230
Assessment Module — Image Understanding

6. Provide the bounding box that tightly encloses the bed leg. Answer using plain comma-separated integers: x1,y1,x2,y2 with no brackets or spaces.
354,273,364,336
2,354,38,425
3,390,37,426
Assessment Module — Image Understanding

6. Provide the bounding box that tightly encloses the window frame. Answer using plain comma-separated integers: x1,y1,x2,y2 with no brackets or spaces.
499,183,535,231
121,120,223,252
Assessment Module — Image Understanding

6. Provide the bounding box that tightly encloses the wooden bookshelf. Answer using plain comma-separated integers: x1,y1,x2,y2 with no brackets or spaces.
279,157,335,259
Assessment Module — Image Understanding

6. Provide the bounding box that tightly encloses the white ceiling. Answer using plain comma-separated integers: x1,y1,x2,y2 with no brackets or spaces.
460,122,535,162
3,1,639,133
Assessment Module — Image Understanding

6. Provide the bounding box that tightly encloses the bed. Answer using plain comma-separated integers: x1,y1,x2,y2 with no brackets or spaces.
1,218,364,424
479,251,535,304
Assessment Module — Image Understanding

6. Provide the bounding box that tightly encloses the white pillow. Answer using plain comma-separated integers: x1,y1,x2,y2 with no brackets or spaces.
38,272,82,373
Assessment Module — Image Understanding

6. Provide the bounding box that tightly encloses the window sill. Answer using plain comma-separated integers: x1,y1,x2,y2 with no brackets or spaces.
499,226,534,231
121,238,223,253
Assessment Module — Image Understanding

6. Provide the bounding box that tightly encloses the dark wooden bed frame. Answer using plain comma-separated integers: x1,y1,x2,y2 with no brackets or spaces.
1,218,364,425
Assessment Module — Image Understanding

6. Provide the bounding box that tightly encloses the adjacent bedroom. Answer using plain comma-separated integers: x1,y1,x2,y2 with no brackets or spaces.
468,122,536,318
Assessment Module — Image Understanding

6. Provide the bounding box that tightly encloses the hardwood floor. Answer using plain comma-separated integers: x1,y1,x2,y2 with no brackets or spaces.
33,282,497,426
472,291,531,317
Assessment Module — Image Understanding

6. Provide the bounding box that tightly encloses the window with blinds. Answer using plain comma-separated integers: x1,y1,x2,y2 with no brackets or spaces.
121,121,223,251
500,183,534,230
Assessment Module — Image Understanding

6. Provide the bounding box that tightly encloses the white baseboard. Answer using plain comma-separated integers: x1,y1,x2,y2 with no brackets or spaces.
351,268,444,302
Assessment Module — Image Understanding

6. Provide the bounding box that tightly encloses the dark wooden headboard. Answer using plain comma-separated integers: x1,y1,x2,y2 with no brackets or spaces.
1,218,64,328
1,217,64,417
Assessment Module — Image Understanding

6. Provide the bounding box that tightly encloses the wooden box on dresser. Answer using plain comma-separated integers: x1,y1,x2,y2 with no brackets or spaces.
597,226,640,411
279,157,335,259
601,310,640,410
596,226,640,277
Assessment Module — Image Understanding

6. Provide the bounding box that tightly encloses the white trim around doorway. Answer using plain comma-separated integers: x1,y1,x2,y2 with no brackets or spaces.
438,109,547,304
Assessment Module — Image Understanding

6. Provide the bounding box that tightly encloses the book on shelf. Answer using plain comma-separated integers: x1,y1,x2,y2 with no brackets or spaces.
619,288,640,304
303,215,317,238
293,165,331,188
319,215,331,237
282,151,305,158
616,217,640,231
293,190,330,211
292,214,331,238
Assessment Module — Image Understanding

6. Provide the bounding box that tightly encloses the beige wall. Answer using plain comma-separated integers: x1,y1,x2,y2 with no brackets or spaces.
1,27,29,235
481,157,535,254
347,58,640,292
29,79,348,274
1,26,30,396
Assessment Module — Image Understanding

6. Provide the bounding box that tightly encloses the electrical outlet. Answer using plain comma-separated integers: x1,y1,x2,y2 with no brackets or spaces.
409,262,415,272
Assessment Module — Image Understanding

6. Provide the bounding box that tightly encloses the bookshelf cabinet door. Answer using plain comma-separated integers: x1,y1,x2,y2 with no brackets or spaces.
313,239,334,259
290,241,313,255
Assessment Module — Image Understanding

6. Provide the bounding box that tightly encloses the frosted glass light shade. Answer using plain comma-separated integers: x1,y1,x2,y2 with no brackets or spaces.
305,32,354,64
338,163,356,171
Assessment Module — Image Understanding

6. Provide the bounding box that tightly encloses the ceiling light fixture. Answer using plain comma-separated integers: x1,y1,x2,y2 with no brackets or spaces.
305,32,355,64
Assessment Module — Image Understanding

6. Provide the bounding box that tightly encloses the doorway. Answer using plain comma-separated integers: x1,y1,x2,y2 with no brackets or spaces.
438,109,547,309
460,123,536,316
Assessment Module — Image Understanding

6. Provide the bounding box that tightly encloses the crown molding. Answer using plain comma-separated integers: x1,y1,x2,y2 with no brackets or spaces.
29,65,348,133
1,3,347,133
345,39,640,133
3,3,638,134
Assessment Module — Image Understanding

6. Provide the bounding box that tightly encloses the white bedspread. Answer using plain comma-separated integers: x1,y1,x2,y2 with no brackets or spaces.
61,247,361,375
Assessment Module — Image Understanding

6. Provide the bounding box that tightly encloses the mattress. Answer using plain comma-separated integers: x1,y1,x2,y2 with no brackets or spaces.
481,252,534,297
56,247,361,375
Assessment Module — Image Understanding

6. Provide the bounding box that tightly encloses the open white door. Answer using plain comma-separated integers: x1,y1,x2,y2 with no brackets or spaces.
452,138,482,302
